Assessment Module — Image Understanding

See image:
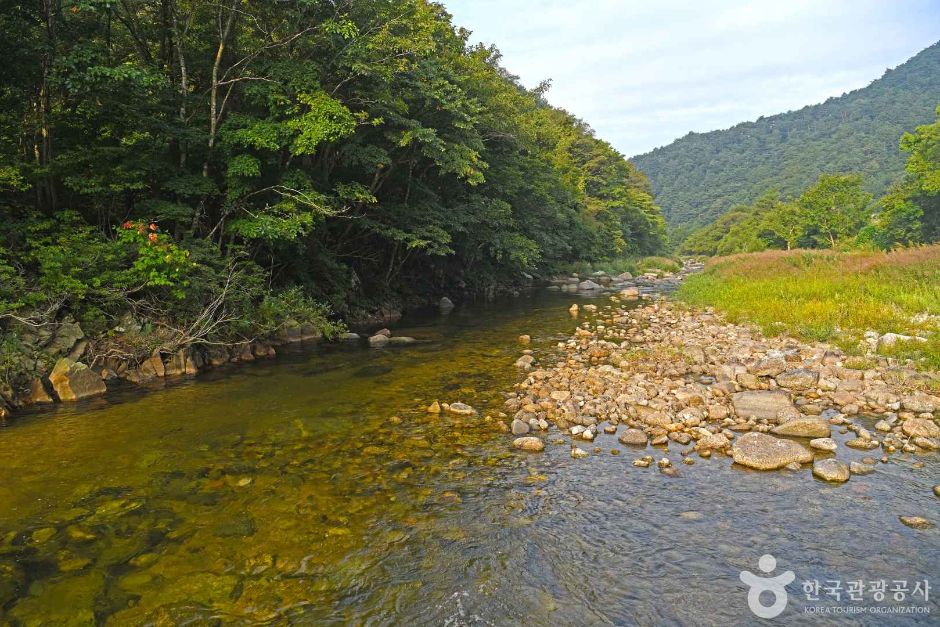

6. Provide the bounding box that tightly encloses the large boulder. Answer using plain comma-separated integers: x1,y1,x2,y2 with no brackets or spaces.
732,390,797,422
28,378,54,404
901,393,938,414
164,348,198,376
731,432,812,470
749,357,787,377
139,352,166,378
276,319,303,343
48,358,107,402
43,320,85,356
578,279,602,291
775,368,819,390
902,418,940,439
771,416,830,438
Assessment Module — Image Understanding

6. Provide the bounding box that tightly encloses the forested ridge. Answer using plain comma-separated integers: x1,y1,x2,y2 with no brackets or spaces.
0,0,666,389
633,41,940,234
679,103,940,256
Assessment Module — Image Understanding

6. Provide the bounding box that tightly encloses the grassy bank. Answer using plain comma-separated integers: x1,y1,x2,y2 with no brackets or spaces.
559,256,682,278
676,246,940,369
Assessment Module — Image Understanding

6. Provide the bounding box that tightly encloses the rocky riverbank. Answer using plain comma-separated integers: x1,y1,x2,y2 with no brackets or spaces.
503,295,940,510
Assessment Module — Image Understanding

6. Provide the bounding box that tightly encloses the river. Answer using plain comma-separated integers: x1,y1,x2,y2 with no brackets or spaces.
0,291,937,625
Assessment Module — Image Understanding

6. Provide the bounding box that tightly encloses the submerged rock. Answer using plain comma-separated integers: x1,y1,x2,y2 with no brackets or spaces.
731,432,812,470
512,437,544,452
446,402,476,416
812,459,850,483
899,516,933,530
849,461,875,476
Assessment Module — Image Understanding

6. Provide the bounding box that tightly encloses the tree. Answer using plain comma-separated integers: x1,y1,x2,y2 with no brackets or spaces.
798,174,872,248
0,0,669,389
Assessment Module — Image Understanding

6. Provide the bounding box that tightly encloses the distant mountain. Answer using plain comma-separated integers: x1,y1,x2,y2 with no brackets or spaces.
632,41,940,232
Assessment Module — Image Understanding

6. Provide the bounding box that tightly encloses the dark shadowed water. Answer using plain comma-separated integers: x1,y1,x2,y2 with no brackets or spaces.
0,291,937,625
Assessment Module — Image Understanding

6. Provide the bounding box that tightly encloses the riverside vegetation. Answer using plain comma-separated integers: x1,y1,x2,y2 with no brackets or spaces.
0,0,667,416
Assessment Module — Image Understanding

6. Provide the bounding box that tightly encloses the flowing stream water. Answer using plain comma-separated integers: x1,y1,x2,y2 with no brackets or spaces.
0,291,937,625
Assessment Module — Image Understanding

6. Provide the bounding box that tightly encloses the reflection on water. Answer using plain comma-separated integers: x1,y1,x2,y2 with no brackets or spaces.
0,292,937,625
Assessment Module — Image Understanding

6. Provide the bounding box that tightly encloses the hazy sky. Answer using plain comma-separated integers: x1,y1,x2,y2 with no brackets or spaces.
443,0,940,157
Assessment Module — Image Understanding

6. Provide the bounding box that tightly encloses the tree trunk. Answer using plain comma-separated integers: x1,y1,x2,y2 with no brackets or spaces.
203,0,239,179
37,0,60,212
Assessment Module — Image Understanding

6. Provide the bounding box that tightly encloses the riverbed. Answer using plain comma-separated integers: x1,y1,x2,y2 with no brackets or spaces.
1,291,937,625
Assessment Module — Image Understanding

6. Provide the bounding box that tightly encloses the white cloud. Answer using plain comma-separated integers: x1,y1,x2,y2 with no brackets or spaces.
442,0,940,156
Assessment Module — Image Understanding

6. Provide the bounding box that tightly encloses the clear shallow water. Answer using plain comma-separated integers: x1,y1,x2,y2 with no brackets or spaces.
0,291,937,625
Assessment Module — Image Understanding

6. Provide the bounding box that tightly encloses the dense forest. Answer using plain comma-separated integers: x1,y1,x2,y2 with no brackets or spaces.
0,0,666,388
633,41,940,236
681,106,940,255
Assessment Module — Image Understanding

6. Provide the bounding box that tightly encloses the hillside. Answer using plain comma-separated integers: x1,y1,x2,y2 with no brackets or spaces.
632,41,940,231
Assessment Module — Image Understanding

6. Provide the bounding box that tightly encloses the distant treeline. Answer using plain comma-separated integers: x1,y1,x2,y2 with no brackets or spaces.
680,106,940,256
633,41,940,237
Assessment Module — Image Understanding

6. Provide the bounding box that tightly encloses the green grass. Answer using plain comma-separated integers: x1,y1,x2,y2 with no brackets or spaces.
559,256,681,278
676,246,940,370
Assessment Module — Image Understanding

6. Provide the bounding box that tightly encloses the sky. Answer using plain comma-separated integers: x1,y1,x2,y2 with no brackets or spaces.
442,0,940,157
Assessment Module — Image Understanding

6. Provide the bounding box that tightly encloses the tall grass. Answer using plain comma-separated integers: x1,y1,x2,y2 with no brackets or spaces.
677,246,940,369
